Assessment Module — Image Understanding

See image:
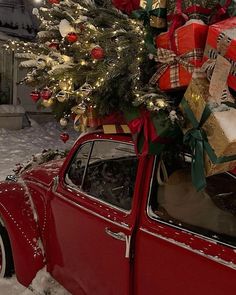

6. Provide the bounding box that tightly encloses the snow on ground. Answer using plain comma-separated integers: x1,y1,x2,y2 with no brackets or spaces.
0,119,78,181
0,118,78,294
0,268,71,295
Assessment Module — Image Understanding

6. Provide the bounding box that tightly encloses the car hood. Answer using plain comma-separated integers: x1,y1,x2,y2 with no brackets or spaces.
21,159,64,187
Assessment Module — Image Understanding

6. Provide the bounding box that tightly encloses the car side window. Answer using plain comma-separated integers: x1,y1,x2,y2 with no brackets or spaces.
82,141,138,211
65,142,92,188
149,155,236,246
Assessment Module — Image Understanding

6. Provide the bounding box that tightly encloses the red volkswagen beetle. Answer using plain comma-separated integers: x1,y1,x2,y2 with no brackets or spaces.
0,131,235,294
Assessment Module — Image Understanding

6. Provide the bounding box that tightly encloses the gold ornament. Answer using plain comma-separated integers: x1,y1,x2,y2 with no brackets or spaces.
60,117,68,127
56,91,69,102
41,98,54,108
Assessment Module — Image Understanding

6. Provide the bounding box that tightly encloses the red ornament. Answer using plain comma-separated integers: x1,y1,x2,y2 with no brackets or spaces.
66,32,78,43
40,88,52,100
91,46,105,60
48,0,60,4
60,132,69,143
49,42,59,50
30,90,40,102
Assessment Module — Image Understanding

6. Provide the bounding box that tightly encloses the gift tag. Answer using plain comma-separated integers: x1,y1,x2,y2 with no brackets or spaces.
209,55,231,103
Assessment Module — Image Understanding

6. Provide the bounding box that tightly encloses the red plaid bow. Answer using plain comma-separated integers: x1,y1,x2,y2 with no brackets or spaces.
150,47,203,88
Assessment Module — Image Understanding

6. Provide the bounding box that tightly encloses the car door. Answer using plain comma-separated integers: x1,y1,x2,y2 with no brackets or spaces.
134,156,236,295
46,135,143,295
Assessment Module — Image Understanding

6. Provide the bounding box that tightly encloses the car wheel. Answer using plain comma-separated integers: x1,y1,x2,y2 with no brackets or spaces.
0,226,14,277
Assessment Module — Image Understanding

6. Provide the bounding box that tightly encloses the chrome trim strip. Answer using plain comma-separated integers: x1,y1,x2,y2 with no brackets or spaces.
25,179,130,229
140,227,236,270
0,216,4,227
65,184,132,214
53,191,131,230
24,179,48,190
147,206,236,248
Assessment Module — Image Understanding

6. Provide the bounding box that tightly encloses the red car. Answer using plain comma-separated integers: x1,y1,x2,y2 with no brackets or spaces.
0,131,235,294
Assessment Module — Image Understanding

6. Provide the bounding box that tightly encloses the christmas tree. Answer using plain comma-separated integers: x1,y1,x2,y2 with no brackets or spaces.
5,0,172,130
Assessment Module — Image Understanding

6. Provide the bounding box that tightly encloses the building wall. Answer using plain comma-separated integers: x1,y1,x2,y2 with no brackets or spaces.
0,41,13,104
0,45,50,113
16,64,38,112
15,61,51,113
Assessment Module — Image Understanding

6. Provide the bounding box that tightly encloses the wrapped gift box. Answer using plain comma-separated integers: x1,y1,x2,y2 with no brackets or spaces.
153,20,208,91
139,0,167,29
125,107,182,156
181,77,236,187
203,17,236,91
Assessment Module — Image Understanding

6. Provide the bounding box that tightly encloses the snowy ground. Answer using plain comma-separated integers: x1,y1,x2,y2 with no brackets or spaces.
0,119,78,294
0,119,78,181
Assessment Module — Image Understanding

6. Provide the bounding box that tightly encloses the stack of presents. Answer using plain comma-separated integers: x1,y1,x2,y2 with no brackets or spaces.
111,0,236,190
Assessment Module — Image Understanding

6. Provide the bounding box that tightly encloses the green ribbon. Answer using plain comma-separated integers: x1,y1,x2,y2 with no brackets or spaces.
124,107,182,156
132,7,167,24
131,0,167,54
182,100,209,191
182,98,236,191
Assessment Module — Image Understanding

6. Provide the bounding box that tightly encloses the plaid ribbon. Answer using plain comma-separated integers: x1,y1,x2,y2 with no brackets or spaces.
203,32,236,80
74,113,88,132
150,47,203,88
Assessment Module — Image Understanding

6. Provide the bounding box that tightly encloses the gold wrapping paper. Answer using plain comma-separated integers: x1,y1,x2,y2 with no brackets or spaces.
103,125,131,134
140,0,166,9
103,125,117,134
121,125,131,134
205,154,236,176
150,16,166,28
140,0,167,28
184,77,236,176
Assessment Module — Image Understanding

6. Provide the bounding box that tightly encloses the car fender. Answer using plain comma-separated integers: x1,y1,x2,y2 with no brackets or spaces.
0,180,45,286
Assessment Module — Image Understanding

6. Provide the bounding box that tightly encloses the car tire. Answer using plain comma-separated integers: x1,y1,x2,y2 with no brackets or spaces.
0,225,14,277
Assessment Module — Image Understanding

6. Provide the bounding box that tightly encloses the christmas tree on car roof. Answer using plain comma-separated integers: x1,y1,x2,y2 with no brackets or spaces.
6,0,236,191
6,0,174,132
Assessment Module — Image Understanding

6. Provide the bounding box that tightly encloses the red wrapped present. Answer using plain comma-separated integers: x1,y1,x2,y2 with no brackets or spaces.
101,112,130,134
203,17,236,92
151,20,208,91
87,106,102,128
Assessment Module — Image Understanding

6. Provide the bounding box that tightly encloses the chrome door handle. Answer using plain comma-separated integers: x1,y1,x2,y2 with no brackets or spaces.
105,228,131,258
105,228,126,241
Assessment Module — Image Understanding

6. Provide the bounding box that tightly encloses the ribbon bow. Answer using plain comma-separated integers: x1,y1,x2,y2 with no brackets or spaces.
132,0,167,53
132,0,167,26
184,128,208,191
182,98,212,191
127,109,159,156
202,33,236,81
72,105,88,132
150,48,203,88
74,113,88,132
